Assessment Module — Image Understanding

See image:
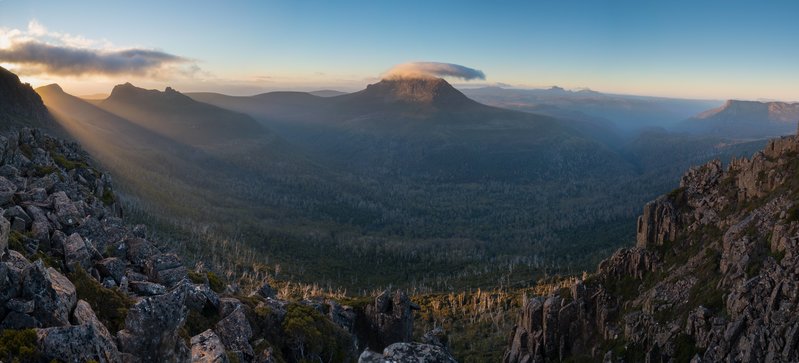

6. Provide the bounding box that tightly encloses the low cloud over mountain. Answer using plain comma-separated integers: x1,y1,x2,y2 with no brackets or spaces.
384,61,485,81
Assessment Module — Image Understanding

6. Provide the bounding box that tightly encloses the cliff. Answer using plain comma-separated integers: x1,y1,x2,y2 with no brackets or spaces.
505,129,799,362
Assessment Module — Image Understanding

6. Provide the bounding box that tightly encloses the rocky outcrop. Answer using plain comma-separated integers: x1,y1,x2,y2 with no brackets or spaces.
506,131,799,362
117,282,189,362
191,329,229,363
363,290,420,351
359,342,458,363
636,196,678,248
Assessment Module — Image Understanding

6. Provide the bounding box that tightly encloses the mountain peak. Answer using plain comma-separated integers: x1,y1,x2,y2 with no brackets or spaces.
107,83,192,104
36,83,65,94
361,77,477,108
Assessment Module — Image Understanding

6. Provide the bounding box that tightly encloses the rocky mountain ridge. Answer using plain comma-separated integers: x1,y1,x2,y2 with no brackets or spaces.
505,126,799,362
681,100,799,139
0,127,456,363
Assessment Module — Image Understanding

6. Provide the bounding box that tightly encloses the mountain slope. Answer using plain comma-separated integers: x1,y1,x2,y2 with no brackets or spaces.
680,100,799,139
97,83,267,148
0,66,63,134
505,130,799,362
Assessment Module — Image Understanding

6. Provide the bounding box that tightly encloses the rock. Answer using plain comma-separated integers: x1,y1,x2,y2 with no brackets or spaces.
37,323,120,363
1,311,38,329
0,175,16,205
125,237,158,267
51,191,81,226
95,257,126,283
364,290,420,350
636,196,678,248
186,283,220,311
72,299,113,340
117,282,189,362
129,281,167,296
63,232,91,271
191,329,229,363
254,278,276,299
218,297,243,318
422,326,449,350
214,305,254,361
145,253,187,287
5,297,34,313
362,342,458,363
21,259,77,327
0,215,8,258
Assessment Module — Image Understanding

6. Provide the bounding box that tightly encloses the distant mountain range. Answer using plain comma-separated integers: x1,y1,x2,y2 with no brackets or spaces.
460,86,722,132
678,100,799,139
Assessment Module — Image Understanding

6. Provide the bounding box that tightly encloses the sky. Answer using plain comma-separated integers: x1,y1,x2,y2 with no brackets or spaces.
0,0,798,100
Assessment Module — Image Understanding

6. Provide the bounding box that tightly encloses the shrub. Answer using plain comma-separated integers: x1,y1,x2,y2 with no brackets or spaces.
69,266,134,333
281,303,352,363
0,329,40,363
207,271,225,293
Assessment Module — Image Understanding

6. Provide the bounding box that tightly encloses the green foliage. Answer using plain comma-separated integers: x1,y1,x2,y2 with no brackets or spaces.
281,303,352,363
184,304,222,337
101,189,115,206
206,271,225,293
673,333,700,362
52,153,88,170
69,266,134,333
187,270,206,284
0,329,40,363
32,165,58,177
7,230,27,253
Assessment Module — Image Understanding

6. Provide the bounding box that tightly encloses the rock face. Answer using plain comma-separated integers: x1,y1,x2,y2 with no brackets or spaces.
363,290,420,351
505,131,799,362
359,342,458,363
117,282,189,362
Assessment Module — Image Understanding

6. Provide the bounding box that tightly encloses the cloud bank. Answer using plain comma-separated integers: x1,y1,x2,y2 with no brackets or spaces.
0,20,196,78
384,62,486,81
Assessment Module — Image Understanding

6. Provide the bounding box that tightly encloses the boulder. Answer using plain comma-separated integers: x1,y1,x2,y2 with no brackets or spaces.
51,191,81,226
214,305,254,361
364,290,420,350
129,281,167,296
0,176,16,205
117,282,189,362
1,311,38,329
63,233,91,272
95,257,126,283
359,343,458,363
125,237,158,267
254,278,277,299
21,259,77,327
191,329,229,363
0,215,8,258
37,323,120,363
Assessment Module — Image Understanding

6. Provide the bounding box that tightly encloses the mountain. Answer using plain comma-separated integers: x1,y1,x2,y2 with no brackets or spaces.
679,100,799,139
97,83,267,148
309,89,348,97
0,66,62,134
461,86,721,133
505,131,799,362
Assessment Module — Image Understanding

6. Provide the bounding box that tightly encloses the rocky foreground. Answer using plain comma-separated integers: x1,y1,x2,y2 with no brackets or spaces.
0,127,457,363
505,130,799,362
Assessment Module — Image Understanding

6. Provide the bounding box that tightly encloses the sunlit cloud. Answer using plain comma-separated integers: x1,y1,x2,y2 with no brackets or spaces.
0,20,199,79
384,62,486,81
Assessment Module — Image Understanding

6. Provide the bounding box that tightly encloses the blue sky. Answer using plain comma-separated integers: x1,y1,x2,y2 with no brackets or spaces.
1,0,797,100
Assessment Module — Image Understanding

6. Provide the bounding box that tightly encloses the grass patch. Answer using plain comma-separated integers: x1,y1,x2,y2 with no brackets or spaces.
69,266,134,333
52,153,88,170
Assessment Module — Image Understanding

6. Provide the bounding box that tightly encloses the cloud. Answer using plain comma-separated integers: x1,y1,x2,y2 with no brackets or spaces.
0,20,197,78
384,62,486,81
